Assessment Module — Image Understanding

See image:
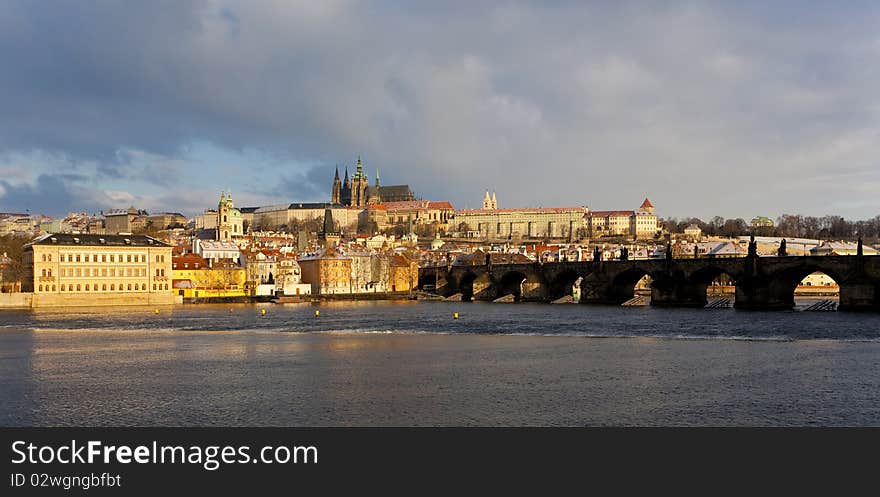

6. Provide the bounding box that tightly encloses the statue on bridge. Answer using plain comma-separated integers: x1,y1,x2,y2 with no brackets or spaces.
620,246,628,261
857,237,864,257
665,243,672,260
748,235,757,257
593,246,602,262
694,244,699,259
778,238,787,257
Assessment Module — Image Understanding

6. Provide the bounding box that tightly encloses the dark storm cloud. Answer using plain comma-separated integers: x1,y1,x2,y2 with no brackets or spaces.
0,174,77,214
261,165,331,203
0,1,879,218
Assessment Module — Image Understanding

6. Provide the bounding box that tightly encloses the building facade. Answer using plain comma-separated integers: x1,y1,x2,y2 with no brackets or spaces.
454,191,588,240
587,198,658,239
23,233,174,307
171,253,248,298
217,191,243,241
298,247,352,295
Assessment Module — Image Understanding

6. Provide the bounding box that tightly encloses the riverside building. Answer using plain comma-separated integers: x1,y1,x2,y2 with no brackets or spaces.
22,233,174,307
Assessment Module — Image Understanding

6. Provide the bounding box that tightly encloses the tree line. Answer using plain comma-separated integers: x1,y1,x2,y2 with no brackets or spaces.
662,214,880,241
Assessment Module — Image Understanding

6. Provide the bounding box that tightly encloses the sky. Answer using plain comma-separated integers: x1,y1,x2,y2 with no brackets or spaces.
0,1,878,220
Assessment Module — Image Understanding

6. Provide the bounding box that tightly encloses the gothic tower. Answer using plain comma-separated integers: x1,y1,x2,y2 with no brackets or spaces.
350,156,369,207
331,166,342,204
341,167,352,206
367,168,381,205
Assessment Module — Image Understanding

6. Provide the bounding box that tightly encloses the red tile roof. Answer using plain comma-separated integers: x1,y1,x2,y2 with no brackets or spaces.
589,210,635,217
641,198,653,208
457,207,587,215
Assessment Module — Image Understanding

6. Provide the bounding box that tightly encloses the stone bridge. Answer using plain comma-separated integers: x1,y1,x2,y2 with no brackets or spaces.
418,255,880,311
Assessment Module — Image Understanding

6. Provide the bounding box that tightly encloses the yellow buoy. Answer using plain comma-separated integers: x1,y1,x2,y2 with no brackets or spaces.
315,309,320,317
154,309,159,314
261,308,267,316
453,312,459,320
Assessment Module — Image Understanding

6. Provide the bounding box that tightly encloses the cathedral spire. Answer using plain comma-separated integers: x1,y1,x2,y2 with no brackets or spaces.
375,168,380,187
355,155,364,179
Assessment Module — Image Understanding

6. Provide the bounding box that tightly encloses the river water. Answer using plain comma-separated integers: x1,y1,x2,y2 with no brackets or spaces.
2,301,879,426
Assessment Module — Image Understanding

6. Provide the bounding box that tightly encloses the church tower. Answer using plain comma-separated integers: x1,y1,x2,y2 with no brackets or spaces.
350,156,370,207
331,166,342,204
367,168,381,205
341,167,352,206
482,190,497,210
217,191,231,241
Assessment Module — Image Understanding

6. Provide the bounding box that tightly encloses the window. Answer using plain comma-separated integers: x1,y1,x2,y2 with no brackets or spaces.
47,269,51,277
42,254,46,262
76,254,81,262
60,285,65,292
85,284,89,291
164,284,169,290
102,254,106,262
153,284,157,291
41,269,46,277
141,255,146,263
127,284,132,291
76,284,81,291
47,254,52,262
127,255,132,263
38,285,43,292
102,269,107,276
102,284,107,291
110,254,115,262
51,285,55,291
110,284,115,291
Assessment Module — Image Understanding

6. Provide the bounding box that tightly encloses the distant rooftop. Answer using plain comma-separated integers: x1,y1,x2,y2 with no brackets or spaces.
26,233,170,247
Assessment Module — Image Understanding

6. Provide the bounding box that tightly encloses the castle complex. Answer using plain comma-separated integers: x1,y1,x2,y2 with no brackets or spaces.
331,156,415,207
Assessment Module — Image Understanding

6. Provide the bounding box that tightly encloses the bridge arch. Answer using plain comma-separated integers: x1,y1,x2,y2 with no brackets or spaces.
608,267,654,304
547,269,583,301
689,266,739,306
497,271,528,301
769,265,845,309
458,271,494,302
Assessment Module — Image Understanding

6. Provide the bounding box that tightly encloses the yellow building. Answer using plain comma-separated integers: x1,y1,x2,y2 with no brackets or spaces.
171,254,248,298
298,246,352,294
389,254,418,292
23,233,174,307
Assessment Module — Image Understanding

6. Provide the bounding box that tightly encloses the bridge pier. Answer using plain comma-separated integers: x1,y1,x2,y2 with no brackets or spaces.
732,277,794,310
839,282,879,311
650,279,709,308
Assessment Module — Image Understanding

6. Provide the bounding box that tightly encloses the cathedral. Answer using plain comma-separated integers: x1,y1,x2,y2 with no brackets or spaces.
331,156,415,207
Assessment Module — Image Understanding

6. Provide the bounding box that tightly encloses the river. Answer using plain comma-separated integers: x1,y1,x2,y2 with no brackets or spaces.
2,301,879,426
